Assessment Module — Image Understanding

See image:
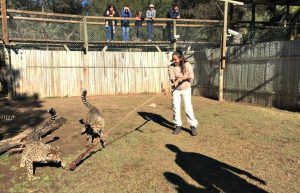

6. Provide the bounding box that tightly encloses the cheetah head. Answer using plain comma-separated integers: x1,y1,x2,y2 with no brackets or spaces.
46,146,61,163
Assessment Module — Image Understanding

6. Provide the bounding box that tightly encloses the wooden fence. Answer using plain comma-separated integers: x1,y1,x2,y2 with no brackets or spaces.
3,40,300,110
10,50,170,97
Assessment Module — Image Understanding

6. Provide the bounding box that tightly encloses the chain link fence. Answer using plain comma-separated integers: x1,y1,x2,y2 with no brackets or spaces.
3,10,222,52
222,3,300,109
1,8,299,109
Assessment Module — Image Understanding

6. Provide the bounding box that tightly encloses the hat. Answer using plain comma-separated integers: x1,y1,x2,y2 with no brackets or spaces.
149,4,154,8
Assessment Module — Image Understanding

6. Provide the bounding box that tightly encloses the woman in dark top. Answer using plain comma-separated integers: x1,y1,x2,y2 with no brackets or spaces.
103,4,119,42
135,10,144,40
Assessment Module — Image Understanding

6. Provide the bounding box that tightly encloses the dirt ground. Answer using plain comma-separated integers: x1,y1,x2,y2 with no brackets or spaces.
0,94,299,193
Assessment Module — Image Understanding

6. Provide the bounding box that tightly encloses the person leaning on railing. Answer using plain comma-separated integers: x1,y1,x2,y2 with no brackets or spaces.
103,4,119,42
121,5,132,42
166,3,180,41
135,10,144,41
146,4,156,41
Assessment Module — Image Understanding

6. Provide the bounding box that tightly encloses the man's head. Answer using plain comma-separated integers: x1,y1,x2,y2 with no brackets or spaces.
124,6,129,11
172,3,179,12
149,4,154,9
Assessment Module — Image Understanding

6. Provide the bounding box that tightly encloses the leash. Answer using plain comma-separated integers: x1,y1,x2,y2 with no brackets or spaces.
107,82,176,134
106,94,160,134
69,83,175,171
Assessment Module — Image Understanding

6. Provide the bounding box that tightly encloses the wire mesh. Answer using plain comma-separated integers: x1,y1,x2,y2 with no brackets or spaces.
1,8,299,109
4,10,222,51
225,33,300,108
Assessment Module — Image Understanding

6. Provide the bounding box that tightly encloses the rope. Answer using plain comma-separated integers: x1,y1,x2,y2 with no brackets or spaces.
106,94,161,134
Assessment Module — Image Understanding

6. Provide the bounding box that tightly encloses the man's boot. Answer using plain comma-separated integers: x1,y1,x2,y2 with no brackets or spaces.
172,126,182,134
190,126,197,136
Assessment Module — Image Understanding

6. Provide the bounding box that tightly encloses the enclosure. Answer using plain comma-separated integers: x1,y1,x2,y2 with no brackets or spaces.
0,1,300,192
0,94,299,192
0,4,299,110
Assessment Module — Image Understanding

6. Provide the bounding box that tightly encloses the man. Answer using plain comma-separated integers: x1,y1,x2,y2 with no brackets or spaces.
166,4,180,42
146,4,156,41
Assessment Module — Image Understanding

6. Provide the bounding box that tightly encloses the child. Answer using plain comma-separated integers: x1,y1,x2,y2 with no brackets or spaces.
135,10,144,40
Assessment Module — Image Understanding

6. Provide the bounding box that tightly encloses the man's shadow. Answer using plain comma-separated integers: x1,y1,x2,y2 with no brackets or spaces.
164,172,204,193
137,112,190,133
165,144,268,193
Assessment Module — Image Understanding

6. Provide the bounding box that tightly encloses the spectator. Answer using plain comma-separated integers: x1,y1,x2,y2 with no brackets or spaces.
135,10,144,41
103,4,119,42
146,4,156,41
166,3,180,41
121,6,132,41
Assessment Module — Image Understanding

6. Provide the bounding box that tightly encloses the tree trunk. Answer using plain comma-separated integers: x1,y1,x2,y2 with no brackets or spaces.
0,117,66,154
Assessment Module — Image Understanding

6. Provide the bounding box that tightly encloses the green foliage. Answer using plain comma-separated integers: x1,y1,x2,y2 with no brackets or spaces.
52,0,83,14
7,0,37,10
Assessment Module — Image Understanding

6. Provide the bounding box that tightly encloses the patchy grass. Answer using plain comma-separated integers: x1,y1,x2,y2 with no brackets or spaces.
0,94,299,193
0,154,10,165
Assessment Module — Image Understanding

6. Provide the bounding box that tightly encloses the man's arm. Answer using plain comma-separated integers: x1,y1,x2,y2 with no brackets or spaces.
177,62,194,82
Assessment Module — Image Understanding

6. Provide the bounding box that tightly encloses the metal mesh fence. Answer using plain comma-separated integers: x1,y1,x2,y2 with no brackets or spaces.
227,24,298,45
224,25,300,109
1,9,299,109
3,10,222,52
224,40,300,109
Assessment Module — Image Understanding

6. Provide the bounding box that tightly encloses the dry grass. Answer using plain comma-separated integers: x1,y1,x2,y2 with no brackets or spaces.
0,94,299,193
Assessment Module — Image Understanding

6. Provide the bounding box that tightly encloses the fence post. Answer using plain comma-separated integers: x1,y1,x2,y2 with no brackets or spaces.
250,0,256,44
173,20,177,51
1,0,9,45
3,47,14,99
219,1,228,101
83,16,88,54
1,0,14,99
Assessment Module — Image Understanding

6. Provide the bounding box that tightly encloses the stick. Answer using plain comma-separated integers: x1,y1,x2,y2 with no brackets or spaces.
69,142,98,171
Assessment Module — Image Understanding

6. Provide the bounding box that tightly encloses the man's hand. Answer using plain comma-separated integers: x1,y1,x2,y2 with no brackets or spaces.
173,80,179,87
177,76,186,83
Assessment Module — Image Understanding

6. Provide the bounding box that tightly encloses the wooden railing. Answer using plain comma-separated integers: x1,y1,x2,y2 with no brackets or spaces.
1,9,223,52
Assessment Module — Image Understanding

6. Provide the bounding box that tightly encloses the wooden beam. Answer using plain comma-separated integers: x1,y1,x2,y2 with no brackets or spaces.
173,20,177,51
63,44,70,51
219,1,229,101
6,9,222,23
155,45,162,52
1,0,9,45
220,0,244,5
244,0,300,6
1,16,220,28
83,17,88,53
250,0,256,43
8,16,82,24
7,9,84,18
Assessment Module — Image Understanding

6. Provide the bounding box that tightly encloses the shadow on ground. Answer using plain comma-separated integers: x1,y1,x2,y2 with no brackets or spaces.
0,94,45,139
137,111,191,134
164,144,268,193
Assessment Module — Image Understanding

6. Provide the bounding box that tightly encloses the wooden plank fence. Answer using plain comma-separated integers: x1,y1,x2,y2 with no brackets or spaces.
5,40,300,110
10,50,170,98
